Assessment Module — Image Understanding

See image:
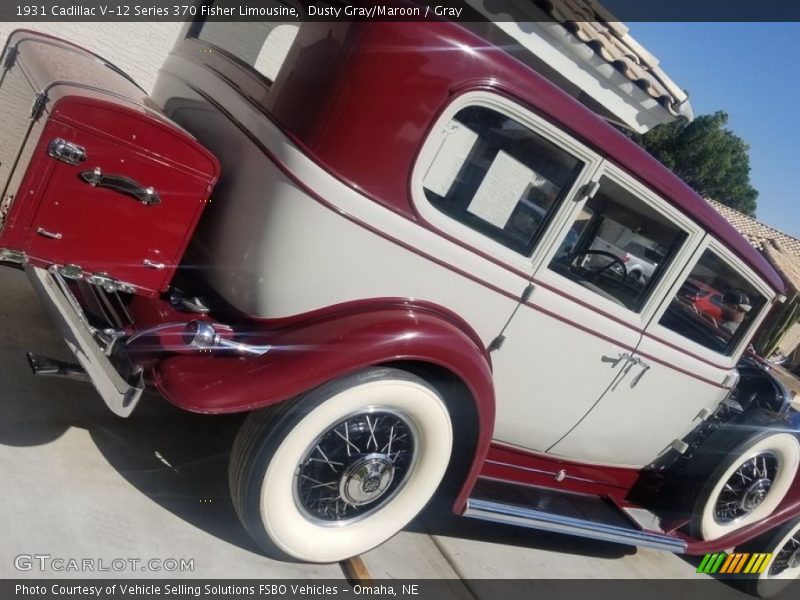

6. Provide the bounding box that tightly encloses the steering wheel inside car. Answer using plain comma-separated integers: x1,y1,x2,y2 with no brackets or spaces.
569,250,628,287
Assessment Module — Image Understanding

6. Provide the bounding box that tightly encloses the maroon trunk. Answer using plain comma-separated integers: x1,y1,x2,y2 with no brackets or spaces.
0,30,219,296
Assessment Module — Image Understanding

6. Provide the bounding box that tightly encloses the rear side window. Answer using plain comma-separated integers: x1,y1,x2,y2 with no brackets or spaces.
659,249,767,355
191,5,298,83
422,106,584,256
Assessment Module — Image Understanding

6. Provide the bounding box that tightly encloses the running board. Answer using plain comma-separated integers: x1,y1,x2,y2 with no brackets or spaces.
463,479,686,553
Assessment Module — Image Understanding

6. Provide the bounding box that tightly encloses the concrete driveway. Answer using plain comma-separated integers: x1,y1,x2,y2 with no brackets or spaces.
0,267,719,584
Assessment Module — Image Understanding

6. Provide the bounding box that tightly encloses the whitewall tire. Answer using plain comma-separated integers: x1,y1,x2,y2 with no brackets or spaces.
230,367,453,562
686,415,800,541
736,516,800,597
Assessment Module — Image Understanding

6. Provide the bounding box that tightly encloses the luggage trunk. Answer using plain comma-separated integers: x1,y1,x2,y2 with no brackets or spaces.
0,30,219,297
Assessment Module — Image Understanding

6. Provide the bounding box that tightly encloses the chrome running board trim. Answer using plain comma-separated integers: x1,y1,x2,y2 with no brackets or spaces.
463,497,687,553
26,265,143,417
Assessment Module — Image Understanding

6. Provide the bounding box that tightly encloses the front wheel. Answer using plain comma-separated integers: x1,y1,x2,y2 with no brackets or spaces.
229,367,453,562
684,413,800,541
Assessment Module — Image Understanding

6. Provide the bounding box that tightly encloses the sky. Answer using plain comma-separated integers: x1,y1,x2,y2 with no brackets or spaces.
625,22,800,238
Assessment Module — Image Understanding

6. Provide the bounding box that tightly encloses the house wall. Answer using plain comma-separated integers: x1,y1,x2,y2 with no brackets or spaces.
0,22,182,92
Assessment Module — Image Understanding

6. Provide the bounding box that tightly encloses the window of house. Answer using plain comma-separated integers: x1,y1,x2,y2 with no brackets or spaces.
421,106,585,256
547,176,687,312
659,249,767,355
191,3,299,83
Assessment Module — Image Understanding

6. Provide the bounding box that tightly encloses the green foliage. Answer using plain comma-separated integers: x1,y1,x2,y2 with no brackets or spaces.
631,111,758,216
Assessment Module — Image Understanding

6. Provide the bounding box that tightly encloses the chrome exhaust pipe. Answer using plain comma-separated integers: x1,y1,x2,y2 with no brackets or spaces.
182,320,270,357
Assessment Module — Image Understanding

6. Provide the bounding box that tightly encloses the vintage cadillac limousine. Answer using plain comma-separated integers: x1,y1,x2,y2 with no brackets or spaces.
0,15,799,595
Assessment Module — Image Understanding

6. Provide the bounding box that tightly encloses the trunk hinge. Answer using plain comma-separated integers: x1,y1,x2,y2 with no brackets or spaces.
488,283,535,353
30,92,47,120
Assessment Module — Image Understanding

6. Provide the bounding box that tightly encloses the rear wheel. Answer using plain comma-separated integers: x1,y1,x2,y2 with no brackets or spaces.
229,367,453,562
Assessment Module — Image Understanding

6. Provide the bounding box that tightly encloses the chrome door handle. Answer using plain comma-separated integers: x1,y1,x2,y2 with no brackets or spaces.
602,352,635,368
630,361,651,387
611,358,638,391
80,167,161,206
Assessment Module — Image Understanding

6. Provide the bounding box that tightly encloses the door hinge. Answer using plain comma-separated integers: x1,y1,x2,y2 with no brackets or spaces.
575,180,600,202
488,335,505,353
520,283,535,303
4,45,18,70
30,92,47,120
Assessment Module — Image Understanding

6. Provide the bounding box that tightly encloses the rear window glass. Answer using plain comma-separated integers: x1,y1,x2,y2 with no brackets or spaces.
190,4,299,82
422,106,584,256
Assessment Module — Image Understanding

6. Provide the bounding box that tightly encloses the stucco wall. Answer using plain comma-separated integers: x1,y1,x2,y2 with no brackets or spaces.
0,22,183,93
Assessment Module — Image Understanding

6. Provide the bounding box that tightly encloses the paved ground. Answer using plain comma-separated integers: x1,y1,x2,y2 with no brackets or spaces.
0,267,725,585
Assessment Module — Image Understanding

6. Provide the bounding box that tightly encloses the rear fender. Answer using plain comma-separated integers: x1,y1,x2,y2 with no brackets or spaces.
151,303,496,512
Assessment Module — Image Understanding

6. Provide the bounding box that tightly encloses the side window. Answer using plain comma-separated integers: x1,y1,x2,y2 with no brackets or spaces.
191,5,299,83
547,176,687,312
659,249,767,355
422,106,584,255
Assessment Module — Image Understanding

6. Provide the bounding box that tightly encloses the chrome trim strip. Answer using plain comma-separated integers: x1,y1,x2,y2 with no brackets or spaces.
484,458,598,484
463,497,687,553
26,265,143,417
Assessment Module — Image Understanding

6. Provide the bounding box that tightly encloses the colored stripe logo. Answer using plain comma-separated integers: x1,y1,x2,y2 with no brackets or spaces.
697,552,773,574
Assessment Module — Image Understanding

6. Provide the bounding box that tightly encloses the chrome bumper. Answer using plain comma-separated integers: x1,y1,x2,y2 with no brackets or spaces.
26,265,144,417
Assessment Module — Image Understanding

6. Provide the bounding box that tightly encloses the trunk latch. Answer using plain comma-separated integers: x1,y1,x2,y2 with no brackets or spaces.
48,138,87,166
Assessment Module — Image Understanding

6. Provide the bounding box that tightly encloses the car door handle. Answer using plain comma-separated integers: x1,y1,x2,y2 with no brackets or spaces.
630,361,651,387
80,167,161,206
601,352,635,368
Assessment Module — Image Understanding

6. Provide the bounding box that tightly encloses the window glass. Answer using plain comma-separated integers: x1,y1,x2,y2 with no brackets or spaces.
548,176,687,312
422,106,584,255
191,3,299,82
659,250,767,355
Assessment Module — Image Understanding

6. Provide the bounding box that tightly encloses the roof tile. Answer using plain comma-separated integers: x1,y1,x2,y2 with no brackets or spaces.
708,199,800,294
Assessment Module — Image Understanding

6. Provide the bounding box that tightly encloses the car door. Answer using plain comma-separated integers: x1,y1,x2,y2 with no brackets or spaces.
412,91,639,450
492,162,703,453
550,239,776,467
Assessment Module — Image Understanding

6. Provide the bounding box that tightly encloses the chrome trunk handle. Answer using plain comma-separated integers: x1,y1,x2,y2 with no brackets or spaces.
80,167,161,206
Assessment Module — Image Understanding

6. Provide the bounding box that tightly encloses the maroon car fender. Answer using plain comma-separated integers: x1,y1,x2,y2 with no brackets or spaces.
151,303,495,512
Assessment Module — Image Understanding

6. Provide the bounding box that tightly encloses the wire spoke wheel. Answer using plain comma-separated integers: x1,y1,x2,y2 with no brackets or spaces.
769,533,800,577
294,410,417,523
715,452,778,524
684,413,800,542
229,367,453,562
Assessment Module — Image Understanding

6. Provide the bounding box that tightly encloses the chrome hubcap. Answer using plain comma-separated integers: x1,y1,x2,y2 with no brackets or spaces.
295,410,416,523
340,454,395,506
715,452,778,524
741,478,772,512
